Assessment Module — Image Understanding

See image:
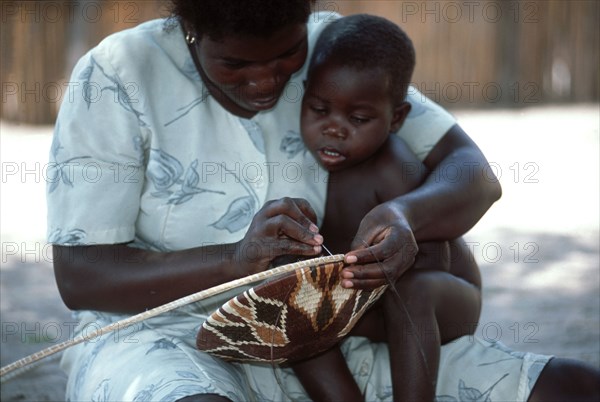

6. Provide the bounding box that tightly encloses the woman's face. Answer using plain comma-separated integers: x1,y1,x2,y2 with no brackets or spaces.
301,62,406,172
196,24,308,118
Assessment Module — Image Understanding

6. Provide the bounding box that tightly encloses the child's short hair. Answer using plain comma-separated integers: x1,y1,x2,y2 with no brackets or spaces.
171,0,314,40
308,14,415,103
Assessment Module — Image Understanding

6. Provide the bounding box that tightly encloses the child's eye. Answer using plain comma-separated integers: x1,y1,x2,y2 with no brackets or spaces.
310,105,327,115
351,115,370,124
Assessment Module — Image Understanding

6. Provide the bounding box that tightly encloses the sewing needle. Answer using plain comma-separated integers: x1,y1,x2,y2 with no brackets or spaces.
321,243,333,257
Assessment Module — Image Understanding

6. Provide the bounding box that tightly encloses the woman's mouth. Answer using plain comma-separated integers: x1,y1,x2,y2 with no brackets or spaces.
246,82,287,110
249,96,278,109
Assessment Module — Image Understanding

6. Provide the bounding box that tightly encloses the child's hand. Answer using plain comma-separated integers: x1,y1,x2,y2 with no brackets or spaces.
235,197,323,276
341,201,417,289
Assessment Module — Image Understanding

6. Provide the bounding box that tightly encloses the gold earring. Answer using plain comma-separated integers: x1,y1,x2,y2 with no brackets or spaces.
185,32,196,45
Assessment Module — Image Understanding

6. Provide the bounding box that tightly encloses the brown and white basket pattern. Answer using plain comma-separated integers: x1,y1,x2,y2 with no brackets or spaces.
197,258,388,363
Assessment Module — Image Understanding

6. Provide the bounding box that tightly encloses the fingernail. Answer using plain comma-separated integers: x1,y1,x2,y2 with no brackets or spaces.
341,270,354,279
309,224,319,233
313,234,323,245
342,280,354,288
345,255,357,264
313,245,322,253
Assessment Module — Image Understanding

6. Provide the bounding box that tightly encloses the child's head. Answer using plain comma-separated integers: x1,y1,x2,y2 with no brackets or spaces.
301,14,415,172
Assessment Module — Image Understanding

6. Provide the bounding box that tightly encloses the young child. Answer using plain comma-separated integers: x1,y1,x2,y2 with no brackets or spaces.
291,14,482,401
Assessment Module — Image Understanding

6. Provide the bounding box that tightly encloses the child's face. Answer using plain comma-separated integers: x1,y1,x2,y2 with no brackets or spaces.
301,62,406,172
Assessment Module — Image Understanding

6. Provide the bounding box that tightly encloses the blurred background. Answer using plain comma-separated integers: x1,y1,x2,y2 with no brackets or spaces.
1,1,599,401
1,0,598,123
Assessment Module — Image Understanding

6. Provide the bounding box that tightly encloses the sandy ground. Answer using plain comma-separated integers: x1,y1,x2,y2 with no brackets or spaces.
1,105,599,401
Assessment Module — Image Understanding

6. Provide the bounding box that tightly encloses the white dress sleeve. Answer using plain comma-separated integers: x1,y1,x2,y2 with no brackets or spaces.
46,46,147,246
396,85,457,161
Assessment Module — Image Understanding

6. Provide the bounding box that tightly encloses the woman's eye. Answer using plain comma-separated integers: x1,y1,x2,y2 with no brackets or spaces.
280,40,306,59
280,47,300,59
223,60,248,69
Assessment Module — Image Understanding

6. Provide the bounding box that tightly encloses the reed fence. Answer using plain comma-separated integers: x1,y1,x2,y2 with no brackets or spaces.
1,0,598,124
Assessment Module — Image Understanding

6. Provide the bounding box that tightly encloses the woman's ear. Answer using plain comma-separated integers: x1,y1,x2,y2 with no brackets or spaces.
390,101,411,133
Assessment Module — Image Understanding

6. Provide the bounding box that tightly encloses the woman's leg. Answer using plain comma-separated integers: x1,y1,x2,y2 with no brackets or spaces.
528,357,600,402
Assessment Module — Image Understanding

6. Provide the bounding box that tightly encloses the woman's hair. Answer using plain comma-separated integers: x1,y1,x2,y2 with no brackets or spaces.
308,14,416,103
170,0,315,40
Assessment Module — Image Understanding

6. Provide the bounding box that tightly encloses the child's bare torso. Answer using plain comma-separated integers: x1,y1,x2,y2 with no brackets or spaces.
321,135,426,254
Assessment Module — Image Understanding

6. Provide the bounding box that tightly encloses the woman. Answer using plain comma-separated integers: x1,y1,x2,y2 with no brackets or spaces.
49,1,597,401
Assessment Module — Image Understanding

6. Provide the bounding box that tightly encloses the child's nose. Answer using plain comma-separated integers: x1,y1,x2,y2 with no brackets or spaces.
323,126,347,139
322,121,348,139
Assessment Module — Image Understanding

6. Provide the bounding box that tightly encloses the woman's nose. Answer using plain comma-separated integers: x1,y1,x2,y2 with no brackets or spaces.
247,62,280,93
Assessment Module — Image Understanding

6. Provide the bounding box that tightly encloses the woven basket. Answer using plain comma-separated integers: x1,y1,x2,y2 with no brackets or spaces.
196,255,388,363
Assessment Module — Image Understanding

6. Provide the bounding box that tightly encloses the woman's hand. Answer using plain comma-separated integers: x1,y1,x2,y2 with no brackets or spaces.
341,201,418,289
235,197,323,275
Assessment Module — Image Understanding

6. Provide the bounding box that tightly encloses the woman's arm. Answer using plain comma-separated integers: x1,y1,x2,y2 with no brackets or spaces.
54,198,323,314
54,243,243,314
401,124,502,241
341,124,501,289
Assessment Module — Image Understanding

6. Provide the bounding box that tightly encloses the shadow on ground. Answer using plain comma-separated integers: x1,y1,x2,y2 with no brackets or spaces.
472,228,599,365
1,258,70,401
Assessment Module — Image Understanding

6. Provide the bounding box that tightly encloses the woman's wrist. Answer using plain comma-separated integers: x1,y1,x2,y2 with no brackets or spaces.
232,239,266,278
388,196,417,235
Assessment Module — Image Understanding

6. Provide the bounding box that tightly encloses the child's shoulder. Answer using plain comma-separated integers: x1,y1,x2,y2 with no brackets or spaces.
376,135,422,169
373,136,428,199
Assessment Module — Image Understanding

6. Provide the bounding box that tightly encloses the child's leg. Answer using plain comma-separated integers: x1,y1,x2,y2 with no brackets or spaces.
349,238,481,401
292,238,481,401
291,346,363,402
384,269,481,401
385,238,481,401
413,237,482,290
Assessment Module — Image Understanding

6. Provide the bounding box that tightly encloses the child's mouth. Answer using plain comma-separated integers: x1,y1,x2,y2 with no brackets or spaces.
318,147,346,166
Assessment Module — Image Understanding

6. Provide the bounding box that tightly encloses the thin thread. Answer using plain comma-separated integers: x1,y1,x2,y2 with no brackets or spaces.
358,239,434,389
